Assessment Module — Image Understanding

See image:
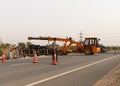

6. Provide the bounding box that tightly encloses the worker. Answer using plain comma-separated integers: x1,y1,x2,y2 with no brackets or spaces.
52,39,58,62
32,50,35,55
9,50,12,60
15,46,19,59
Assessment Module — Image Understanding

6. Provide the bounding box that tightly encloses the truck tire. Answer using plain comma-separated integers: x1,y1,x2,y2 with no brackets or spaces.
84,47,93,55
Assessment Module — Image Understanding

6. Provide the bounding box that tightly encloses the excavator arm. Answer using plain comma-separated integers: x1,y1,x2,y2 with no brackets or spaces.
28,36,82,55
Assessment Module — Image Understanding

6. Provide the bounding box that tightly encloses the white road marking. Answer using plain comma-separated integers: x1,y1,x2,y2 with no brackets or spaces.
10,63,31,67
25,55,120,86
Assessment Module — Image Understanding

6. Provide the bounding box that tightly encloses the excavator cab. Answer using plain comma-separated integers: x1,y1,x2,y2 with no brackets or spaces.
83,37,100,55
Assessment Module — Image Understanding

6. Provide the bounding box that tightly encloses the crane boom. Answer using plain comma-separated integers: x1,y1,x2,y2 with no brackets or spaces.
28,36,72,42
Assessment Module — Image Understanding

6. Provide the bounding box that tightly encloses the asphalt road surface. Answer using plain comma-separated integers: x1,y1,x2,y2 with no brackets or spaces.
0,53,120,86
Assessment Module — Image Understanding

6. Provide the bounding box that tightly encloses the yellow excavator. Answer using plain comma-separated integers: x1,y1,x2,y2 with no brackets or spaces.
28,36,100,55
83,37,100,55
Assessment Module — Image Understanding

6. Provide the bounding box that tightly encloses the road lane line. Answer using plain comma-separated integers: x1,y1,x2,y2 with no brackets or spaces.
25,55,120,86
10,63,31,67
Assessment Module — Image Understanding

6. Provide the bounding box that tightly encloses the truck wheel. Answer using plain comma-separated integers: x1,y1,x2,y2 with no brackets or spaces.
84,49,91,55
84,47,93,55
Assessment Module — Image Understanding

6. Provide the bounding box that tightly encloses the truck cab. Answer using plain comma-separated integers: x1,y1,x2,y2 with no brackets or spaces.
83,37,100,55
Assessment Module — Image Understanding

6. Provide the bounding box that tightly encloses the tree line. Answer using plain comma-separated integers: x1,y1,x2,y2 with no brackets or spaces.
0,42,32,56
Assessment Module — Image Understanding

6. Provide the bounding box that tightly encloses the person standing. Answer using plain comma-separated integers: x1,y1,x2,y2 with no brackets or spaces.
16,46,20,59
9,50,12,60
52,39,58,62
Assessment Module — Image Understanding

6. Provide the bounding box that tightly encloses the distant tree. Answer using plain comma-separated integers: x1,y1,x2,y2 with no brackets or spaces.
107,45,120,51
0,43,7,48
6,43,11,47
115,46,119,50
18,42,26,47
118,46,120,49
107,46,112,51
0,43,10,56
0,49,3,56
112,46,117,50
26,42,32,46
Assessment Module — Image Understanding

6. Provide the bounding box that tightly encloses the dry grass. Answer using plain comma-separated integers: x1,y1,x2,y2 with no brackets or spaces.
1,47,16,59
94,65,120,86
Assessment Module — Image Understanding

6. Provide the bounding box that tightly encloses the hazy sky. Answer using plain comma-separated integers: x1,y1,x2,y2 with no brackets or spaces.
0,0,120,46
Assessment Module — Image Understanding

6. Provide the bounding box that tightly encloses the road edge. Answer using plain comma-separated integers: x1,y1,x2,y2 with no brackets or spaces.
94,64,120,86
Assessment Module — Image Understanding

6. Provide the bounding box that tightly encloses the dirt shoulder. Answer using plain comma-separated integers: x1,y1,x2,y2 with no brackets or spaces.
94,64,120,86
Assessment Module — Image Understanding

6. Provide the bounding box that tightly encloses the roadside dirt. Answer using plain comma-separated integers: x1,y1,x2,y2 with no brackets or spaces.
94,64,120,86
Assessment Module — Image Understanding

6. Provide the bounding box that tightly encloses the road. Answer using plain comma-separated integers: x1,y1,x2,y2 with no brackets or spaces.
0,53,120,86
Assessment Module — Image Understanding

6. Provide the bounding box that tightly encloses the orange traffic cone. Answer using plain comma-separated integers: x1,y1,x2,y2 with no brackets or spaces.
33,54,38,63
2,54,6,63
53,53,57,65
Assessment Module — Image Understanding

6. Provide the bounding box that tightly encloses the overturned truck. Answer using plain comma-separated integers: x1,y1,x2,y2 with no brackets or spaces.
27,44,52,57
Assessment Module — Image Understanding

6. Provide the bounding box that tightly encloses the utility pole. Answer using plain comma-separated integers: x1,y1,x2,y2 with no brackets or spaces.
79,32,83,43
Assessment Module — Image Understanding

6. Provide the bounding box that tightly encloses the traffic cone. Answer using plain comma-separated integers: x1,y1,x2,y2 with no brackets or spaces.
33,54,38,63
52,53,57,65
2,54,6,63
